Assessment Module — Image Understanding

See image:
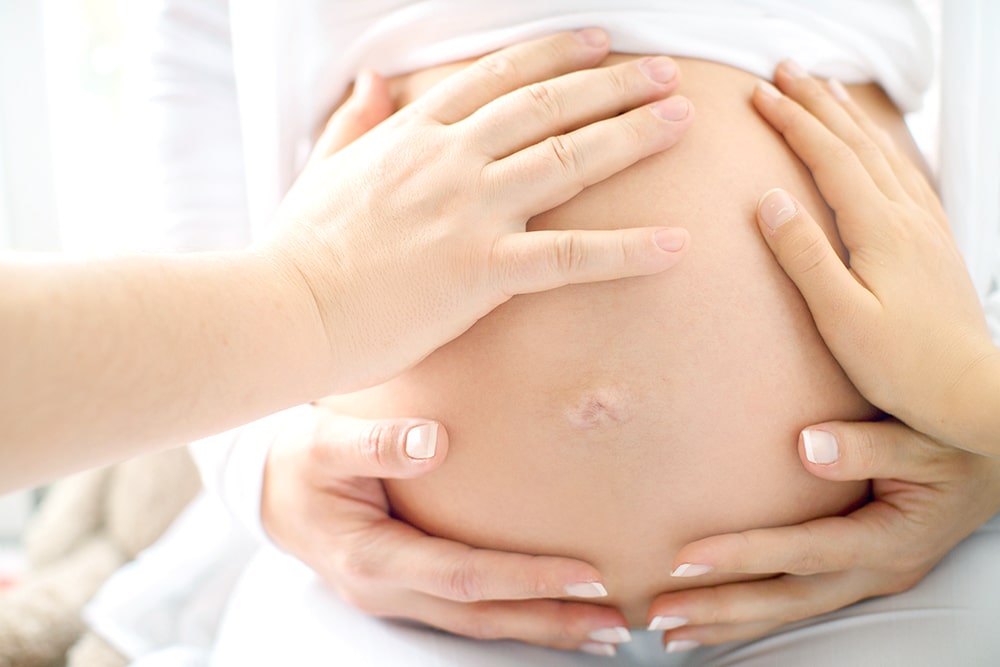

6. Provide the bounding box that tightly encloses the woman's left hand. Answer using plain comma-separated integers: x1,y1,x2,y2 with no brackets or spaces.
644,419,1000,650
750,63,1000,454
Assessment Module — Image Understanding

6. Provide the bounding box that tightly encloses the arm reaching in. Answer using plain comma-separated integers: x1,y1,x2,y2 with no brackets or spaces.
750,62,1000,455
0,30,695,490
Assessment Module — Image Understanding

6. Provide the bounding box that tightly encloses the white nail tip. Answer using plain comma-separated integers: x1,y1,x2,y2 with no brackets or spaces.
648,616,689,631
803,430,839,464
404,423,438,459
670,563,713,578
564,581,608,598
666,639,701,653
580,642,617,657
588,627,632,644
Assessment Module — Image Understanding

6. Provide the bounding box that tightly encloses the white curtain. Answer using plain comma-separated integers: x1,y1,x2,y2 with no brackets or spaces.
938,0,1000,342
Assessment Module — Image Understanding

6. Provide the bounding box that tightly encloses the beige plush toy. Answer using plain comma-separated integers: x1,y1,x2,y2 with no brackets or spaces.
0,447,201,667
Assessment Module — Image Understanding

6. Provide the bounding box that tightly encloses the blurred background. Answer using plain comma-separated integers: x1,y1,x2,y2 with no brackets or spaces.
0,0,944,586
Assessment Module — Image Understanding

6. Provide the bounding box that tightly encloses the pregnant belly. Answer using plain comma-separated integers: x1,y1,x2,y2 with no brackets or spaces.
320,55,895,625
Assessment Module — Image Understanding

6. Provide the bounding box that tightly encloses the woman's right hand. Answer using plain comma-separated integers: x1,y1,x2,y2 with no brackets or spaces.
260,404,631,658
751,62,1000,455
265,30,695,396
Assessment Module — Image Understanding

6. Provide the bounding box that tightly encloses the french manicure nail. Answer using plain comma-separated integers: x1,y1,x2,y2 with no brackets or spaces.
828,78,851,102
575,28,608,48
564,581,608,598
782,59,808,79
580,642,617,657
648,616,689,631
651,97,690,121
640,57,678,84
404,423,438,460
670,563,713,578
758,188,798,232
756,79,782,99
803,430,839,464
666,639,701,653
588,627,632,644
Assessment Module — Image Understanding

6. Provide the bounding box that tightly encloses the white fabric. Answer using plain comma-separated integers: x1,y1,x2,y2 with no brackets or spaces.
189,405,312,544
212,513,1000,666
227,0,933,237
84,0,1000,664
83,494,256,663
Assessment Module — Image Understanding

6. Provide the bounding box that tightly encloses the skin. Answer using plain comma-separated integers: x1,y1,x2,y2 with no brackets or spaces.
264,57,1000,657
750,62,1000,455
263,84,635,655
648,62,1000,651
0,31,698,492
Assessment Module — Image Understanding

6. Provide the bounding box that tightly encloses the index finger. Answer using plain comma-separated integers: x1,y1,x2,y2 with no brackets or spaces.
412,30,611,125
671,510,894,577
752,80,885,245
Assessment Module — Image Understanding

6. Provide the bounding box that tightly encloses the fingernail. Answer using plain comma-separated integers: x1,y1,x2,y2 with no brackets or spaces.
580,642,617,657
575,28,608,48
654,228,687,252
782,59,808,79
758,188,798,232
648,616,689,631
670,563,713,578
405,423,438,460
803,430,839,464
828,78,850,102
564,581,608,598
666,639,701,653
651,96,689,121
588,627,632,644
639,56,678,84
756,79,782,98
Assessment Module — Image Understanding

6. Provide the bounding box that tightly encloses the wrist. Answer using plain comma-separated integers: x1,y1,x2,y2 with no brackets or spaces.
241,246,339,397
942,344,1000,456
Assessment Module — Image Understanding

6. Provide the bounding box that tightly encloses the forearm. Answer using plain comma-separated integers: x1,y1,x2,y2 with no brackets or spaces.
0,250,330,490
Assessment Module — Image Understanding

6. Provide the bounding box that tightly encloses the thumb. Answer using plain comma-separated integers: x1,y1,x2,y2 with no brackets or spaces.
798,419,944,485
312,69,394,160
309,409,450,479
495,226,689,295
756,188,873,330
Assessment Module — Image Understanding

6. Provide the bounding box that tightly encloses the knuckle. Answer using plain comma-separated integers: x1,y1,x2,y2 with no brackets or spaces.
542,133,582,180
551,231,587,275
336,538,382,585
525,81,565,124
474,51,518,84
444,558,486,602
851,427,882,474
784,226,831,277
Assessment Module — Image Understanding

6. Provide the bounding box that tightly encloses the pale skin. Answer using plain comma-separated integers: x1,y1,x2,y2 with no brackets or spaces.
262,58,676,655
260,60,1000,656
0,30,698,492
647,62,1000,651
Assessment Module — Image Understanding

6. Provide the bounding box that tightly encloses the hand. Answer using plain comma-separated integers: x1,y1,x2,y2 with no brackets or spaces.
261,404,632,658
265,30,695,393
645,419,1000,651
750,61,1000,454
